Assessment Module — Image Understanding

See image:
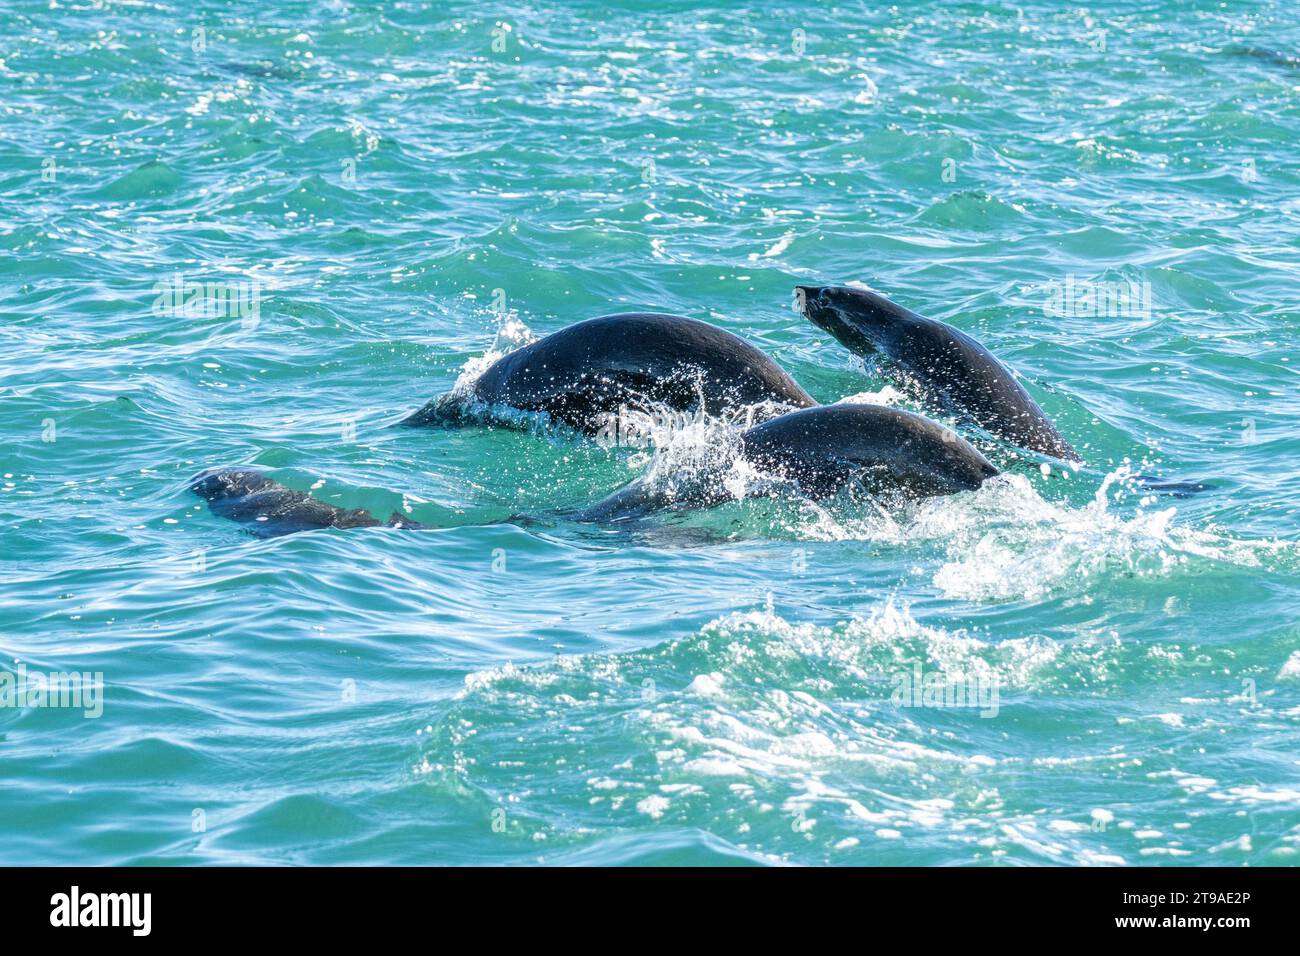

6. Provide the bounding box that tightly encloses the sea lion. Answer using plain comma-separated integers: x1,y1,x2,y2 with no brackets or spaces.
797,285,1080,462
399,312,815,431
567,403,999,523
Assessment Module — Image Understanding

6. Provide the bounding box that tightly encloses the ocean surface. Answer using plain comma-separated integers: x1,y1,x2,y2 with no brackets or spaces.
3,0,1299,866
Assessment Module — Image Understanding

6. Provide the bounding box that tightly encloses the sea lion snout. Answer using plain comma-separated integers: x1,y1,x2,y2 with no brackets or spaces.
793,285,828,323
796,284,890,357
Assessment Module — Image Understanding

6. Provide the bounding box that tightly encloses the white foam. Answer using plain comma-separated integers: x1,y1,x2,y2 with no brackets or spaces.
1279,651,1300,680
429,547,1284,864
922,468,1283,602
446,313,538,398
686,672,725,697
636,794,670,819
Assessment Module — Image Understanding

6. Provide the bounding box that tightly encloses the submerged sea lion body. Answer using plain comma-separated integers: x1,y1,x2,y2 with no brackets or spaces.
797,285,1080,462
401,313,815,431
193,405,998,536
189,468,421,538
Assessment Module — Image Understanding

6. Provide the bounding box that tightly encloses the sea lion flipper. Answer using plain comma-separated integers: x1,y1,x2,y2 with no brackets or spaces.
397,394,468,428
385,512,427,529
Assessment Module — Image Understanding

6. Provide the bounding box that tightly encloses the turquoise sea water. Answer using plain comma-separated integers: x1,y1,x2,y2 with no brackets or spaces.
3,0,1299,866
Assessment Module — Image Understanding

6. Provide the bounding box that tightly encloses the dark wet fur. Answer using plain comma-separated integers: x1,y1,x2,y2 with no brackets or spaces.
400,313,815,432
568,404,998,522
401,305,1077,468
